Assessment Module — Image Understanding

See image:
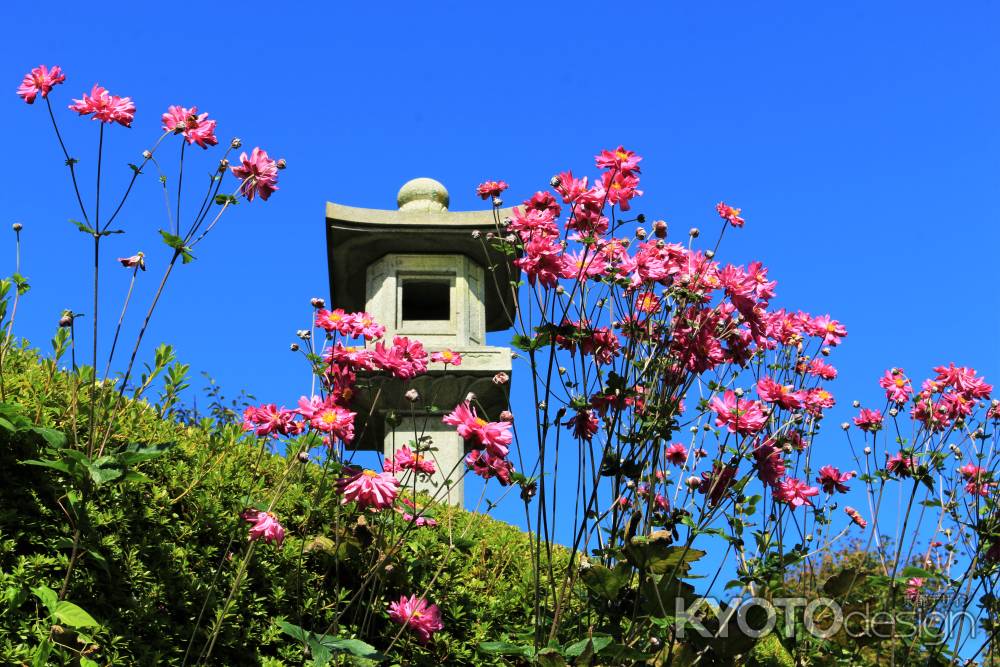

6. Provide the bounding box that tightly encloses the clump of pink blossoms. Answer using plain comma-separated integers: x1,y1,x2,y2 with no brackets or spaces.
69,84,135,127
16,64,65,104
161,105,218,148
240,509,285,546
231,147,280,201
339,469,400,509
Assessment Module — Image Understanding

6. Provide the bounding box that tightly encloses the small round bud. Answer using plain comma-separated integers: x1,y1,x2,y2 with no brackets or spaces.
296,329,311,340
218,159,229,172
555,285,565,295
685,476,701,490
689,426,698,433
142,150,152,160
486,232,495,240
471,229,481,239
465,392,477,403
821,347,831,356
12,222,22,232
493,372,509,386
58,311,75,328
297,451,310,463
500,410,514,422
310,297,325,308
863,446,872,455
852,400,861,408
689,227,700,238
635,227,647,239
653,220,667,238
537,401,547,410
550,175,562,188
636,214,646,223
491,196,503,207
558,366,567,375
889,408,898,417
782,443,794,454
404,388,420,403
230,137,242,149
734,387,744,397
705,249,715,259
290,343,299,351
276,158,287,170
841,422,850,430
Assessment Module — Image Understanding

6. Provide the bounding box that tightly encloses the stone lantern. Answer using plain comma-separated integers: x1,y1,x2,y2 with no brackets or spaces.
325,178,519,505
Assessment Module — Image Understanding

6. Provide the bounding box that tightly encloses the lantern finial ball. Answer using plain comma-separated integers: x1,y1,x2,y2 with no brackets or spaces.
397,178,449,213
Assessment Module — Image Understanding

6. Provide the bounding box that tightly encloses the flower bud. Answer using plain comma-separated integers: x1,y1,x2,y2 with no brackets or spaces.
889,408,898,417
500,410,514,422
493,372,509,385
297,451,310,463
310,297,325,308
142,150,152,160
465,392,477,403
653,220,667,238
58,311,75,328
290,343,299,351
705,249,715,259
404,388,420,403
12,223,22,232
231,137,242,149
276,158,287,170
296,329,311,340
555,285,565,295
471,229,481,239
734,387,744,397
685,476,701,490
689,227,700,238
635,227,647,239
491,196,503,208
852,400,861,408
550,175,562,188
863,446,871,455
841,422,850,430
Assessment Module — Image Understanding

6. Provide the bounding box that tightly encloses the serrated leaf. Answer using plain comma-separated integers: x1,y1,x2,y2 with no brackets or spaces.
159,229,185,250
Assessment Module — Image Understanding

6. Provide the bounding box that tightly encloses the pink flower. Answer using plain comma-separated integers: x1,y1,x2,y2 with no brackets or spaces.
905,578,924,602
401,513,438,528
879,368,913,403
565,410,599,440
806,358,838,380
594,146,642,174
756,377,804,410
442,401,512,457
807,315,847,347
243,404,302,437
803,387,836,416
230,147,279,201
240,509,285,546
664,443,688,466
465,449,514,485
348,312,386,341
385,444,436,475
69,84,135,127
716,202,745,228
476,180,509,200
17,65,66,104
753,440,786,485
853,408,884,432
514,236,574,288
117,252,146,271
817,465,854,494
388,594,443,643
315,308,352,334
698,462,739,506
371,336,428,379
430,349,463,366
845,506,867,529
339,469,400,509
298,396,356,443
709,390,768,436
886,452,915,478
959,463,993,496
774,477,819,508
161,105,218,149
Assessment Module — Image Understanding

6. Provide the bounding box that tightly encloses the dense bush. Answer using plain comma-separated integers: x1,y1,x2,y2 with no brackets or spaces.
0,345,554,665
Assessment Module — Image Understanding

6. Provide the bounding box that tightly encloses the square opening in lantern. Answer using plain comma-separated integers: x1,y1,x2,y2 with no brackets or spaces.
401,280,450,321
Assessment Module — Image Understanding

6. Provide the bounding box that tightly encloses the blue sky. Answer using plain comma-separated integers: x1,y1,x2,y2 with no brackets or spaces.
2,1,998,550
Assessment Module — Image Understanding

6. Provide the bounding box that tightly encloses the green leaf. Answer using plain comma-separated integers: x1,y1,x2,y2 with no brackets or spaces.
824,569,866,597
53,600,100,628
31,585,57,615
580,563,629,601
277,620,310,643
317,637,386,661
80,658,100,667
71,219,97,235
536,647,567,667
479,641,534,657
118,441,177,465
31,638,52,667
626,535,705,575
29,426,67,449
22,459,72,475
900,566,935,579
159,229,185,250
564,635,613,658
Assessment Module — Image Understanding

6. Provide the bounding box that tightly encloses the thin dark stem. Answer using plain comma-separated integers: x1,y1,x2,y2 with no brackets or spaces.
88,124,104,457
